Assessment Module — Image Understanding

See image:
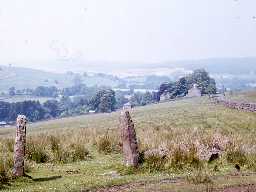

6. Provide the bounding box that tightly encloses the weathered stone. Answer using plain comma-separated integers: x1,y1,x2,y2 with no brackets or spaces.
119,111,139,167
13,115,27,177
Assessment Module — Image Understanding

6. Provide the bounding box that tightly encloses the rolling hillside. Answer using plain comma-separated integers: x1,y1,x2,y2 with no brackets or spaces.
1,96,256,191
0,65,122,91
1,57,256,92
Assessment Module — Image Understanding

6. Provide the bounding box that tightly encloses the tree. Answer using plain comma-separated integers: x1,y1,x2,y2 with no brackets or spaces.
186,69,217,94
157,69,217,100
175,77,188,96
43,100,60,118
141,92,153,105
0,101,11,121
9,87,16,96
130,92,154,106
59,96,73,112
89,89,116,113
157,82,177,100
205,78,217,94
33,86,58,97
115,92,129,109
7,101,46,122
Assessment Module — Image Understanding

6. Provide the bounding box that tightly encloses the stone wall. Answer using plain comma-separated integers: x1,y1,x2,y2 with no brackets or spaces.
213,97,256,113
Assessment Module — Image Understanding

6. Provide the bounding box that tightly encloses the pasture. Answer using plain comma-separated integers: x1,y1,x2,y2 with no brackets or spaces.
0,95,53,103
226,89,256,103
1,97,256,191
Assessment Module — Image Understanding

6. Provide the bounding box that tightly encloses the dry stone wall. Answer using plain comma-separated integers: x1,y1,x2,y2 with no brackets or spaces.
213,97,256,112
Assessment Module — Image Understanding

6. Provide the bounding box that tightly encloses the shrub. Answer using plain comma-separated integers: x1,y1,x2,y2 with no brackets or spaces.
3,139,14,153
0,151,13,186
0,160,10,185
246,154,256,171
65,143,89,162
96,135,113,154
115,164,138,175
169,145,201,171
48,136,63,162
26,141,49,163
186,167,213,186
226,147,247,166
49,135,61,153
49,142,89,163
143,154,167,172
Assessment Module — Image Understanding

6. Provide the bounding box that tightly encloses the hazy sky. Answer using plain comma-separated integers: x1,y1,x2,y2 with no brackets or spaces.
0,0,256,71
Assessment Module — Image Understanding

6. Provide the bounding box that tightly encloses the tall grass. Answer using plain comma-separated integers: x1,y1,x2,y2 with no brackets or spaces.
0,97,256,182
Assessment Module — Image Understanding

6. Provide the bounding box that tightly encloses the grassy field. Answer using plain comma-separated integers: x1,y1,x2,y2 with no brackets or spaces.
0,65,121,91
0,95,53,103
226,89,256,103
1,97,256,191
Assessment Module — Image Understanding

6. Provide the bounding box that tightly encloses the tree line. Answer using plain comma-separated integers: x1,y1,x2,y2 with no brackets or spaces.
0,69,216,123
0,89,157,123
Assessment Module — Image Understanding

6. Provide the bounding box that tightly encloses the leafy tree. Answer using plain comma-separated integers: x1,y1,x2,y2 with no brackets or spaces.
43,100,60,118
8,87,16,96
175,77,188,96
59,96,73,112
186,69,216,94
205,78,217,94
7,101,46,122
99,94,112,113
158,69,217,100
33,86,58,97
141,92,153,105
158,82,177,100
115,92,129,109
0,101,11,121
89,89,116,113
130,92,154,106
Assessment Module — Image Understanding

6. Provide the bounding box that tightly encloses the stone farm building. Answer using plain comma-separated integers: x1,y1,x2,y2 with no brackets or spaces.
187,84,202,98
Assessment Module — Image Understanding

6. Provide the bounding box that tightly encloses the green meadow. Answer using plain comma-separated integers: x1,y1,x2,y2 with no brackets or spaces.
1,96,256,191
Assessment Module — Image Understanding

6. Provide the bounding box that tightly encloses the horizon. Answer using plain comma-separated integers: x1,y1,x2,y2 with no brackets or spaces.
1,56,256,74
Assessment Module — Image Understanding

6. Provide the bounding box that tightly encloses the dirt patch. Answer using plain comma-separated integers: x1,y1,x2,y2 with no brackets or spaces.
93,174,256,192
95,178,183,192
218,184,256,192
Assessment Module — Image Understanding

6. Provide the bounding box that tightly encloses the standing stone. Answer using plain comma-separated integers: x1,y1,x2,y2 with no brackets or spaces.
13,115,27,177
119,111,139,167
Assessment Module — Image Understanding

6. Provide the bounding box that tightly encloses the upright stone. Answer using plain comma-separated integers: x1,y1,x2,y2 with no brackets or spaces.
119,111,139,167
13,115,27,177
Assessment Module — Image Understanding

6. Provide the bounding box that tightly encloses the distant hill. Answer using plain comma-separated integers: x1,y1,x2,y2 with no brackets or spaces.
1,57,255,91
157,57,256,75
0,65,122,91
130,57,256,90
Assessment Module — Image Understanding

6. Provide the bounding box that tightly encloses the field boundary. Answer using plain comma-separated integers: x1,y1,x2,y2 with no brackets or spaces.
212,97,256,112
